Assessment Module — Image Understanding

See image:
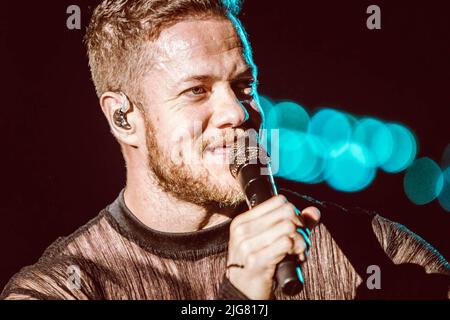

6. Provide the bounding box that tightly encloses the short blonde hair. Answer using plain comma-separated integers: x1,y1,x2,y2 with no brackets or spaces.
84,0,243,101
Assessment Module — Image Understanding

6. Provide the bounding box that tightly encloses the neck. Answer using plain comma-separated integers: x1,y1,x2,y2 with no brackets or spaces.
123,164,234,233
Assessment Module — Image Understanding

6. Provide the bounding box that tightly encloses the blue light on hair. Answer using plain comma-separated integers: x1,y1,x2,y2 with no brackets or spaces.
222,0,243,15
227,13,257,82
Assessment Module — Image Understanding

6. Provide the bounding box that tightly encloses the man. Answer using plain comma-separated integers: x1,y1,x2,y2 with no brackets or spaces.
1,0,449,300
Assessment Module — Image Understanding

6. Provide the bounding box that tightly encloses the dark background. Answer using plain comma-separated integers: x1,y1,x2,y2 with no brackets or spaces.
0,1,449,290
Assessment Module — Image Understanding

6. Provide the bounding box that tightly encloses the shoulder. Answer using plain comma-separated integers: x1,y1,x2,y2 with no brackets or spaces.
1,210,114,300
372,214,450,275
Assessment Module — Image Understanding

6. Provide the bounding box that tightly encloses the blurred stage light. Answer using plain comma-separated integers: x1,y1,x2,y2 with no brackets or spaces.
275,129,326,184
437,167,450,212
258,95,435,200
308,108,352,149
257,95,274,122
380,124,417,173
403,157,444,205
266,101,309,132
352,118,394,168
325,141,376,192
441,144,450,169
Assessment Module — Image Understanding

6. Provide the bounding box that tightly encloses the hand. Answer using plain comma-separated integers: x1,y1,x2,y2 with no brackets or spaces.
226,195,321,300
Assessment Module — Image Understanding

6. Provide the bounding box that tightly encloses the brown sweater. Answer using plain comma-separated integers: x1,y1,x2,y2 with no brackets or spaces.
1,188,449,300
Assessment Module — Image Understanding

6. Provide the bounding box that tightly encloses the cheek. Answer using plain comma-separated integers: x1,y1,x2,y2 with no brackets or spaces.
175,110,211,141
150,105,211,152
163,118,206,158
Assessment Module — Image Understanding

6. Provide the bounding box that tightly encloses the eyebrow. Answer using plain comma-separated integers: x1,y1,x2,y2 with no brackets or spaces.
174,66,255,88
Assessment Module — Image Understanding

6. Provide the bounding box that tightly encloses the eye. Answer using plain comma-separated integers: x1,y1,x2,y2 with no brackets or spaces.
233,79,257,100
188,86,207,96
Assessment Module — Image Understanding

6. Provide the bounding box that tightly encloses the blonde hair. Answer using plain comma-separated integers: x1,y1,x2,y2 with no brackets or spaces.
84,0,243,102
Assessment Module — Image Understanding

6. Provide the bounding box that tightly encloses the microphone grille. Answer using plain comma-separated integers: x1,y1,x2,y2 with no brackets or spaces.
229,134,270,178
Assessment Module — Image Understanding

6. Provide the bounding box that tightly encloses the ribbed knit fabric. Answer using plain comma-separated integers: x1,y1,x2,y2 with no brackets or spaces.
2,188,449,300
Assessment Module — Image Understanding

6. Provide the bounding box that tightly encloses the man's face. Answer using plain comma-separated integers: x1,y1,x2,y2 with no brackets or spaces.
140,17,261,208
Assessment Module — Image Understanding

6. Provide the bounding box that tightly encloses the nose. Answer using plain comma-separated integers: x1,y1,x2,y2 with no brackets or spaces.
209,86,249,129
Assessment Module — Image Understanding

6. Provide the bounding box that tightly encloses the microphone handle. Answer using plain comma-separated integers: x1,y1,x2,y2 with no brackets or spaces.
238,164,304,296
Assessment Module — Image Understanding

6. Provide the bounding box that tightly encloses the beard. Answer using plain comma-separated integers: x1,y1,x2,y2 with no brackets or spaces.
143,115,246,210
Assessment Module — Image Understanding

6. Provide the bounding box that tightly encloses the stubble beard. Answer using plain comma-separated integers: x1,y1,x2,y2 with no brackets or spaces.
144,115,246,210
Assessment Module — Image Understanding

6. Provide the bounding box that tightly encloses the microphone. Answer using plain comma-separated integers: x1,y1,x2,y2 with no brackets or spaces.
229,133,304,296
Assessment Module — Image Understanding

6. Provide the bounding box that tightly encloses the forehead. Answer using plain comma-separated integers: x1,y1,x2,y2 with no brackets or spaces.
148,18,252,79
156,18,242,59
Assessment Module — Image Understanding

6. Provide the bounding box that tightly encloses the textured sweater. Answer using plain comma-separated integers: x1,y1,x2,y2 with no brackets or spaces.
1,188,449,300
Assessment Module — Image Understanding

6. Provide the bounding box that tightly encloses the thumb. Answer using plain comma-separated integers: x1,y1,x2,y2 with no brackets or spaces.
299,206,321,231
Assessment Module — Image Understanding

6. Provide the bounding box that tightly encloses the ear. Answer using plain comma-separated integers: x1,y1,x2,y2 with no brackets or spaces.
100,91,142,148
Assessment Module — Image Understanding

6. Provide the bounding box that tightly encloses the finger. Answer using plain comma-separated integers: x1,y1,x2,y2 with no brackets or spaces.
247,235,294,270
236,194,287,224
288,230,309,256
299,206,321,231
238,218,303,255
298,252,306,262
237,202,304,237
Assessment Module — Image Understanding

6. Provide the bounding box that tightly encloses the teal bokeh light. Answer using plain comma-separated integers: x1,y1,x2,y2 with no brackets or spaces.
308,109,352,151
352,118,394,168
325,142,376,192
274,129,301,178
266,101,310,132
257,95,274,128
258,95,428,197
380,124,417,173
441,144,450,169
276,129,326,184
438,167,450,212
403,158,444,205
